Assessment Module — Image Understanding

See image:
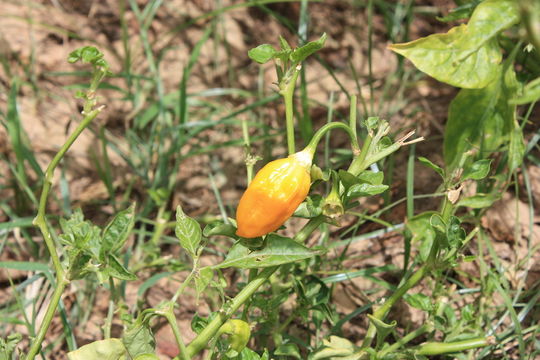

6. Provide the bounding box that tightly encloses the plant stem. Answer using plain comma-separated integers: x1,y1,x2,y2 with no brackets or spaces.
103,277,117,339
150,204,168,246
27,107,102,360
349,94,358,143
416,337,490,355
171,265,198,303
377,324,432,357
163,306,190,360
280,66,301,155
305,122,360,157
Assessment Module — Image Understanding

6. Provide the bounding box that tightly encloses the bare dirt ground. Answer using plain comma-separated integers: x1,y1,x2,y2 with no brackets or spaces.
1,0,539,359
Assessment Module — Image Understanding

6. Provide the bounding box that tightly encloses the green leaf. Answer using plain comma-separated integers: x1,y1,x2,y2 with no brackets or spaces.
67,46,110,72
338,170,359,192
418,157,444,178
443,68,517,169
404,293,432,311
60,209,101,259
0,333,22,360
67,339,127,360
175,205,202,258
437,1,481,22
509,77,540,105
195,267,213,295
137,272,173,297
230,347,267,360
105,254,137,281
457,193,499,208
447,216,466,249
430,214,446,235
122,323,156,359
519,0,540,51
290,33,327,63
462,159,492,180
357,170,384,185
389,24,501,89
391,0,519,89
364,116,380,132
346,183,388,199
101,204,135,259
68,252,93,280
466,0,520,48
278,35,292,52
248,44,277,64
275,343,301,359
294,195,323,218
215,234,324,269
407,212,437,262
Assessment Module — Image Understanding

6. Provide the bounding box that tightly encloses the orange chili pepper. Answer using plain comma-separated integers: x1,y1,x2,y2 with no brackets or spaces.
236,150,312,238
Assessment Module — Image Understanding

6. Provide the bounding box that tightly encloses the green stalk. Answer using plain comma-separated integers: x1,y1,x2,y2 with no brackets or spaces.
27,106,102,360
163,307,190,360
280,66,302,155
416,337,490,355
150,204,168,246
103,277,117,339
304,122,359,158
348,95,358,143
171,265,198,303
360,227,440,349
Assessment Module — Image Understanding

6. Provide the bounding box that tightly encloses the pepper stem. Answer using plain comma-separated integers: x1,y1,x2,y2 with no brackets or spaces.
304,122,360,159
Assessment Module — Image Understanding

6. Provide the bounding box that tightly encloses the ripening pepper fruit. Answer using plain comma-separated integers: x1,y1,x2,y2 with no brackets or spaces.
236,149,313,238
